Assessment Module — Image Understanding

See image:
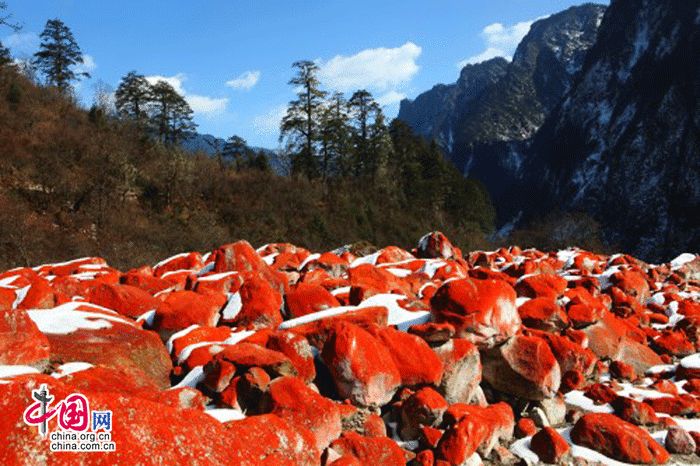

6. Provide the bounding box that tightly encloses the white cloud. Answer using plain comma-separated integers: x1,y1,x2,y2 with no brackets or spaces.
458,19,539,67
226,70,260,90
3,32,39,56
76,54,97,74
252,104,286,138
318,41,421,93
377,90,406,107
145,73,228,115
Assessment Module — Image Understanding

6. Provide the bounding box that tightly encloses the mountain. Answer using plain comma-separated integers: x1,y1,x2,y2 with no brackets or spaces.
397,57,509,152
398,4,606,207
182,133,288,175
517,0,700,262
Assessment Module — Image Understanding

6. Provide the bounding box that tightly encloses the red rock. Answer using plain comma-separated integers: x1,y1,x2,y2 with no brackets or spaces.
263,376,342,450
433,338,482,404
518,298,569,332
0,375,247,465
644,394,700,416
609,360,637,381
321,322,401,407
561,369,585,392
653,330,695,357
87,283,162,319
330,431,406,466
417,231,460,260
154,290,226,337
412,449,435,466
400,387,448,439
57,363,161,397
583,313,663,375
224,413,320,465
348,264,409,304
611,396,660,425
286,306,388,349
376,245,416,264
211,240,287,293
689,431,700,455
193,271,242,295
530,427,570,464
481,334,561,400
374,326,444,386
664,426,696,455
584,383,618,404
17,277,55,309
266,331,316,383
0,307,49,368
228,276,283,329
683,378,700,395
408,322,456,345
168,325,232,360
528,330,597,376
419,426,444,449
430,278,521,348
34,305,172,389
649,379,679,396
153,251,203,277
210,343,297,380
611,269,650,303
570,413,670,464
515,274,568,300
121,271,175,294
437,402,514,462
285,282,340,318
515,418,537,438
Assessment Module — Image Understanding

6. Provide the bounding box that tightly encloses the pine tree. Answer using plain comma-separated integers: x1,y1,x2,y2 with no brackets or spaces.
0,41,10,67
348,90,382,178
319,92,351,180
115,71,152,122
0,2,20,32
33,19,88,92
149,80,196,145
222,135,248,171
280,60,327,178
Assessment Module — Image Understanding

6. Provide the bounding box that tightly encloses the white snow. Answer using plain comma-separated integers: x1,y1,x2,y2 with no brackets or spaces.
136,309,157,327
418,260,448,278
680,353,700,370
166,324,200,354
196,271,237,282
27,302,136,335
515,297,531,307
564,390,614,414
221,292,243,320
0,365,41,379
13,285,29,309
330,286,351,296
204,408,246,423
51,362,93,378
349,251,381,268
0,275,20,287
385,267,412,278
298,253,320,271
278,293,430,332
670,253,696,270
171,366,205,389
261,253,278,266
176,330,255,365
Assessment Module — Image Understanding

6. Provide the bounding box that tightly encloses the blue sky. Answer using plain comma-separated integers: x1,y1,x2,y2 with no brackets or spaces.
2,0,602,148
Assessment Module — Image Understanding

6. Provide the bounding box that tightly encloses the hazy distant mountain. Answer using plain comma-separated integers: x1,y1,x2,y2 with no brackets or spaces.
181,133,287,175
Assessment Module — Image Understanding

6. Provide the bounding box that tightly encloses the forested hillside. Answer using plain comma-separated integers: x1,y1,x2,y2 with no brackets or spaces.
0,62,495,269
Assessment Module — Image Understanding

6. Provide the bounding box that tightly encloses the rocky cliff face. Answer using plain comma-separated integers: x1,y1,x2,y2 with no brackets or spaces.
398,4,606,209
397,58,509,153
521,0,700,262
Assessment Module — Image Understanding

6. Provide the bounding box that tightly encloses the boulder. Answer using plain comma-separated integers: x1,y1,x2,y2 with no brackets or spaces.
321,322,400,407
481,335,561,400
570,413,670,464
430,278,521,348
